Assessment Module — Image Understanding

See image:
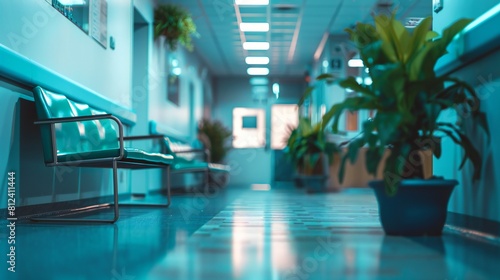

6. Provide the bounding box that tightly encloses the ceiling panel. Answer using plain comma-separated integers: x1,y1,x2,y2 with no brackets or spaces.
160,0,432,77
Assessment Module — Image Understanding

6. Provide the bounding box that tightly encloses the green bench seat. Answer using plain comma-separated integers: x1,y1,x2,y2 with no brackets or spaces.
32,86,174,223
149,121,230,191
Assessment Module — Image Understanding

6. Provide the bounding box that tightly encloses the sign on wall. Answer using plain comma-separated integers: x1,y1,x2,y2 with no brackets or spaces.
90,0,108,48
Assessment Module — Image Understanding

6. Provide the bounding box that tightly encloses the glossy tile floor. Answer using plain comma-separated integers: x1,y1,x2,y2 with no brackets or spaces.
2,183,500,280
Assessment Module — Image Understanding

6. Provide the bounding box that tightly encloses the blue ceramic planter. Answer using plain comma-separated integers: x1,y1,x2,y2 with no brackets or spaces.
369,179,458,236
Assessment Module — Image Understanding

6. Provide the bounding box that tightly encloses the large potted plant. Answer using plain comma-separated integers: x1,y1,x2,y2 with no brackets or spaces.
284,118,340,192
154,4,198,51
306,14,489,235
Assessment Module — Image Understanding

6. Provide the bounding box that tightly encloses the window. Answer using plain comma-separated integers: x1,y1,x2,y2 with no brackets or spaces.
232,108,265,148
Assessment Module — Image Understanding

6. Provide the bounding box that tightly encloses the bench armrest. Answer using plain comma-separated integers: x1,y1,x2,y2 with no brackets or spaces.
34,114,125,162
123,134,165,141
174,149,206,154
174,149,210,162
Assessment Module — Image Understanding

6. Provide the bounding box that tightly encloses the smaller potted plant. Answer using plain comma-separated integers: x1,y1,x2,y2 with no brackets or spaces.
284,118,340,192
198,119,232,164
302,14,489,235
154,4,198,51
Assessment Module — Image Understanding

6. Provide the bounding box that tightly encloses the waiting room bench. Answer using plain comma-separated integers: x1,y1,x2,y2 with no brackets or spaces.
150,121,230,192
31,86,174,223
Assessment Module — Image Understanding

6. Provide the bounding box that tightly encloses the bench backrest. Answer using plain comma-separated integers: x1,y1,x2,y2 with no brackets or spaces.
163,137,201,162
149,121,201,163
32,86,119,164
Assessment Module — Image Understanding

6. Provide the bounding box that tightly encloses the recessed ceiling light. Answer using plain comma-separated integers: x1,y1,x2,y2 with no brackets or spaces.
243,42,269,50
240,23,269,32
247,67,269,75
236,0,269,5
250,77,269,85
348,59,364,67
245,57,270,65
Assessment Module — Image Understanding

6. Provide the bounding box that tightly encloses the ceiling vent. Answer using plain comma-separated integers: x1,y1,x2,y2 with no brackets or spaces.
374,1,394,15
272,4,299,12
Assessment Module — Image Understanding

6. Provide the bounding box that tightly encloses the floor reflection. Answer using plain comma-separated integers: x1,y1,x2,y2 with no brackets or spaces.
2,186,500,279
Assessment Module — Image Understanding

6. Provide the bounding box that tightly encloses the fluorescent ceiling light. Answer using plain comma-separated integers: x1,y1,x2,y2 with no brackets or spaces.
243,42,269,50
252,85,269,94
247,67,269,75
250,77,269,85
240,23,269,32
58,0,86,5
236,0,269,5
348,59,364,67
245,57,270,65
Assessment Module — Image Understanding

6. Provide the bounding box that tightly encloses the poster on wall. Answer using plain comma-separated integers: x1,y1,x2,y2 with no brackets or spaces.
90,0,108,48
167,75,180,106
50,0,90,33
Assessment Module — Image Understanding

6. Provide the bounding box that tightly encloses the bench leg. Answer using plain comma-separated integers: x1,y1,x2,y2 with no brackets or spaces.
31,160,120,224
204,169,210,194
120,165,171,208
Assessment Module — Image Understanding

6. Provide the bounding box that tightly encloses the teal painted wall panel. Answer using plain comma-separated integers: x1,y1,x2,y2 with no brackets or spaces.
0,0,134,109
434,2,500,222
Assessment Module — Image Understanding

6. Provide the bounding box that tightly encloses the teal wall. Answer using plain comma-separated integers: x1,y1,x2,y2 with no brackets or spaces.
0,0,134,108
433,2,500,222
0,0,213,208
0,0,137,208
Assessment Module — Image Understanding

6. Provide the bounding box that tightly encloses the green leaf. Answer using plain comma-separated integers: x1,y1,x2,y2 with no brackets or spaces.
365,147,383,175
390,15,410,62
437,125,482,180
370,63,405,109
455,130,482,179
440,18,473,46
316,73,336,82
347,137,366,164
323,96,377,132
374,112,402,146
383,143,411,195
425,31,439,41
308,153,321,171
339,77,375,97
406,17,432,62
374,14,398,62
338,153,349,184
298,86,314,107
433,137,442,159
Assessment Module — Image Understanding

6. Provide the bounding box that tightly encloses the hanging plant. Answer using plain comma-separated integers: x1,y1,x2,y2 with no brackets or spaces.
154,4,198,51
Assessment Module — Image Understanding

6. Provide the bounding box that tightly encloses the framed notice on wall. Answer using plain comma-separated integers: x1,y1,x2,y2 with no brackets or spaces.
90,0,108,48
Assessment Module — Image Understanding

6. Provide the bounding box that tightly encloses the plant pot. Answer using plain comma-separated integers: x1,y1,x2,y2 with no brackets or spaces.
293,174,304,188
297,153,330,193
369,179,458,236
297,174,329,193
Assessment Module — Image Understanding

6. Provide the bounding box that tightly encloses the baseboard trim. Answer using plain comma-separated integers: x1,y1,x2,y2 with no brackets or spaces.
1,194,129,221
445,212,500,244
